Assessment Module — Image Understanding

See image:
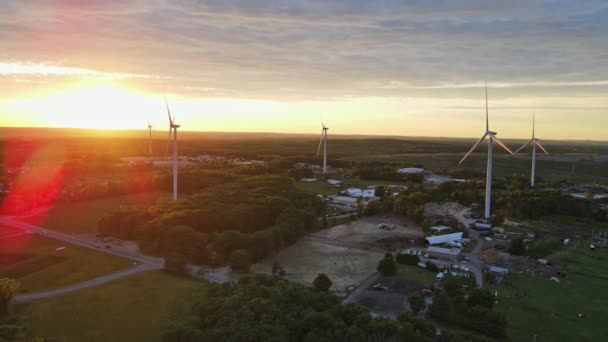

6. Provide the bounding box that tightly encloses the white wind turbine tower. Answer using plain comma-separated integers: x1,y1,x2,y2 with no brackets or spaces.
513,113,549,187
147,120,153,156
316,122,329,174
164,98,180,201
459,84,514,220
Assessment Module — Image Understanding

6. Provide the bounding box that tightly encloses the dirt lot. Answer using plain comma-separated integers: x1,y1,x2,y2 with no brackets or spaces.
251,216,424,294
356,277,426,318
312,216,424,252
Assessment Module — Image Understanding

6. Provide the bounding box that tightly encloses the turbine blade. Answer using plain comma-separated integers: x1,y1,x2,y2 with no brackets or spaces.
513,139,533,154
315,129,324,156
164,96,173,124
459,133,487,164
491,135,514,155
535,140,549,155
485,82,489,132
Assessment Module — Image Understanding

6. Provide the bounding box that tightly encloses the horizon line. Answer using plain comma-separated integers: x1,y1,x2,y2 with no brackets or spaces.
0,125,606,143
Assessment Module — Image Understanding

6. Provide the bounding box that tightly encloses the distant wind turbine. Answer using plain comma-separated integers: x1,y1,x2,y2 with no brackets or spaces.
164,98,180,201
459,84,513,220
316,122,329,174
147,120,153,156
513,113,549,187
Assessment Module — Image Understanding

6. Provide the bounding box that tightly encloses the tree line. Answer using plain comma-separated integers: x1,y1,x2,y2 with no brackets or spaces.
163,274,495,342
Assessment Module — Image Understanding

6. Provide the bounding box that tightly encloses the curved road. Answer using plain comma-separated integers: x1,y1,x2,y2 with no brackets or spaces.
14,263,159,302
1,216,230,301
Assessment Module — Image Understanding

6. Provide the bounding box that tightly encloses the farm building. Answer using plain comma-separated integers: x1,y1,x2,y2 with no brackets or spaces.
425,232,463,246
397,167,425,174
327,179,342,187
427,246,461,261
330,196,358,207
430,225,451,233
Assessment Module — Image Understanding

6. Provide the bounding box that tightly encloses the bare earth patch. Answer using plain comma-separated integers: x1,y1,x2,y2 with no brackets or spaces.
252,216,424,293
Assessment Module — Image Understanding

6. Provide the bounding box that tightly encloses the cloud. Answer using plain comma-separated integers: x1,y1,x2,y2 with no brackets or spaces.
0,62,151,79
0,1,607,101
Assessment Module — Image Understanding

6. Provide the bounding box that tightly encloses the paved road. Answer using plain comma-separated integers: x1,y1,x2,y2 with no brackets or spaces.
14,263,159,302
0,216,164,266
0,216,232,300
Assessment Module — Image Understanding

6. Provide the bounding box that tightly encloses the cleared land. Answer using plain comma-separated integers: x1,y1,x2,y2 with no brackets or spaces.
20,271,199,342
18,192,169,235
252,216,423,293
497,245,608,342
0,232,131,293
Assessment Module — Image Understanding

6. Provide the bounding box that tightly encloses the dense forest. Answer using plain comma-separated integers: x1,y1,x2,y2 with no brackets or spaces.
163,275,495,342
98,175,323,268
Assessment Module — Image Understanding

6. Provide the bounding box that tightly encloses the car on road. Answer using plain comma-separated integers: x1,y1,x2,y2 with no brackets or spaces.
372,283,388,291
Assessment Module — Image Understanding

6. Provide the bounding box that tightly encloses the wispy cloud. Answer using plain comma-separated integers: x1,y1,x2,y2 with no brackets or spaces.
413,81,608,89
0,62,150,79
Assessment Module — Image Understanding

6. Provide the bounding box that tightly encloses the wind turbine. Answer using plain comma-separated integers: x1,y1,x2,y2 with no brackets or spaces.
147,120,153,156
513,113,549,187
164,98,180,201
459,84,513,220
315,122,329,174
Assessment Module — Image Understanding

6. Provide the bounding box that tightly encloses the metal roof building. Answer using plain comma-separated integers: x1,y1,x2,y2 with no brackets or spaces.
425,232,463,245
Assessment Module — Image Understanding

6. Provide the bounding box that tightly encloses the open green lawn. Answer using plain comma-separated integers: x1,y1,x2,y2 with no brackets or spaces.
344,153,608,184
19,192,169,234
523,216,604,236
20,271,200,342
395,264,436,287
0,234,131,293
497,245,608,342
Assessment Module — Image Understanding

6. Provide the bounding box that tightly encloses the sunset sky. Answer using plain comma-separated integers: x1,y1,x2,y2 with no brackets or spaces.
1,1,607,140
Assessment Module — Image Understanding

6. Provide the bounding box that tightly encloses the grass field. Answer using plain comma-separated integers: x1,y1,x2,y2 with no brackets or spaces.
20,271,200,342
497,245,608,342
395,264,436,287
19,192,170,235
0,234,131,293
520,216,604,236
344,153,608,184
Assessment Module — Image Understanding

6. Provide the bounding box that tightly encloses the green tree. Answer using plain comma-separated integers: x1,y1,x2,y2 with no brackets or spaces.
374,186,386,198
0,278,20,316
164,252,188,275
313,273,333,292
396,253,419,265
508,237,526,255
229,249,251,272
467,288,495,309
407,292,426,315
272,262,286,276
363,200,384,216
377,253,397,276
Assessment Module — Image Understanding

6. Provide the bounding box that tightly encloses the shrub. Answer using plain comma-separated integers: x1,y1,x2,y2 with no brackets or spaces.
313,273,333,292
377,253,397,276
396,253,419,265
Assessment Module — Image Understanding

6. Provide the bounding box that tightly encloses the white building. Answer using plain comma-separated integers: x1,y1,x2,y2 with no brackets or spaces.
398,167,425,174
430,225,451,233
427,246,461,260
426,232,464,246
327,179,342,187
331,196,358,207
